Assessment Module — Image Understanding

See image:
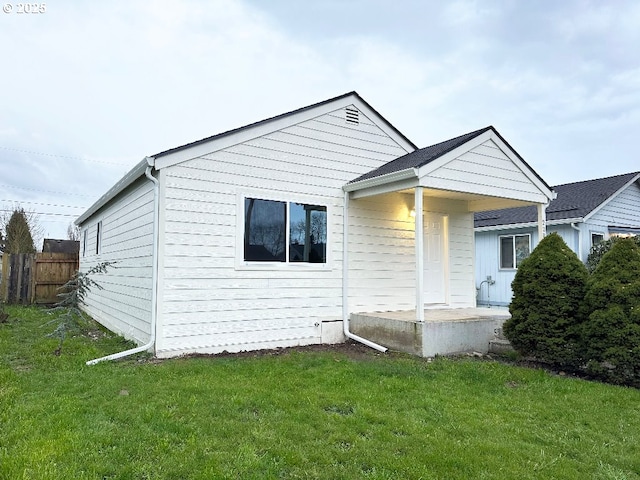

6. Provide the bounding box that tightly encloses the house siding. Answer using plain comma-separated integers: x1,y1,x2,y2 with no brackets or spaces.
448,211,476,307
155,106,411,356
79,178,155,344
348,193,416,312
424,140,546,203
588,181,640,235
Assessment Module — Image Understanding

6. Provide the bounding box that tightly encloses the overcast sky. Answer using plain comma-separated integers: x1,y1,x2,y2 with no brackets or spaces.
1,0,638,243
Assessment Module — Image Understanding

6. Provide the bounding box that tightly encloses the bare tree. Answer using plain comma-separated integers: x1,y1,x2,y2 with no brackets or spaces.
67,222,81,241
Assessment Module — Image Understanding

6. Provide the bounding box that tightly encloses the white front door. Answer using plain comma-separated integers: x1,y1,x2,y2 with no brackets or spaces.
424,212,447,305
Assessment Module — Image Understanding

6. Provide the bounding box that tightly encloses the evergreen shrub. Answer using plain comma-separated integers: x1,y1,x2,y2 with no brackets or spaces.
582,238,640,386
503,233,588,368
586,235,640,273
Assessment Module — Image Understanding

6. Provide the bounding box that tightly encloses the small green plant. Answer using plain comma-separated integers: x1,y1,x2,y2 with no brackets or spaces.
45,261,115,354
504,233,588,368
582,238,640,386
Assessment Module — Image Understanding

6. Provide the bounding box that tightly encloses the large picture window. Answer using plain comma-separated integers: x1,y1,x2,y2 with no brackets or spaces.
500,234,530,269
244,197,327,263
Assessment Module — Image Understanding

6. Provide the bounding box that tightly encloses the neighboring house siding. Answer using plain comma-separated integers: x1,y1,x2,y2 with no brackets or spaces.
588,181,640,234
80,178,155,344
348,193,416,312
475,223,594,305
156,106,410,356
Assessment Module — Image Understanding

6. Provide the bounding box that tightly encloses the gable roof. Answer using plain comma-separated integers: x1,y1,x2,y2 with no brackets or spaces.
154,91,417,160
475,171,640,228
350,126,551,191
42,238,80,254
76,91,416,226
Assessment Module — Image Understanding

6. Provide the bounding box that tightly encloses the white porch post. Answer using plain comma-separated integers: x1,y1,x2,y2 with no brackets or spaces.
415,187,425,322
537,203,547,242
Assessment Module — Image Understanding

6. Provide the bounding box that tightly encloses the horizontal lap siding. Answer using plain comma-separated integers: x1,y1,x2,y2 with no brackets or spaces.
157,107,410,355
427,140,544,201
348,193,416,312
80,179,155,344
589,182,640,229
448,213,475,307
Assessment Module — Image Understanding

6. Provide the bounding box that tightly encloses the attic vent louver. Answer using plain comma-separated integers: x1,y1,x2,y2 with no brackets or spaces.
345,107,359,125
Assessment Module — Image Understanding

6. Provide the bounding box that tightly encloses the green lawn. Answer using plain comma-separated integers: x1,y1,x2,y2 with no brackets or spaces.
1,305,639,480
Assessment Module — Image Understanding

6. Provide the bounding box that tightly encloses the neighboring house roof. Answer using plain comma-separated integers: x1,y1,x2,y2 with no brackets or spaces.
350,126,551,191
42,238,80,254
475,171,640,228
76,91,416,226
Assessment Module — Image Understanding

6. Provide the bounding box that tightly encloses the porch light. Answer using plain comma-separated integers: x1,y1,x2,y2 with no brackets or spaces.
410,208,416,217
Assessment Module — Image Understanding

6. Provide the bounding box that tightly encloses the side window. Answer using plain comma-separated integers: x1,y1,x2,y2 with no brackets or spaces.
82,229,87,257
243,197,327,264
499,234,530,269
95,221,102,255
591,232,604,246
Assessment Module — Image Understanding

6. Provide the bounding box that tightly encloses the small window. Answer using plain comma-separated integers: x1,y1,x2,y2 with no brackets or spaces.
82,229,87,257
244,197,327,264
500,234,530,269
95,221,102,255
591,233,605,246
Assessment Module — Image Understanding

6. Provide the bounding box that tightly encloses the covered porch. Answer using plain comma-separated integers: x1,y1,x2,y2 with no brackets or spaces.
342,127,555,356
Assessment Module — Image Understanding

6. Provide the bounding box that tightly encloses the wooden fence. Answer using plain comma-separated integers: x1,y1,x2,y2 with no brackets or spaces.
0,252,79,304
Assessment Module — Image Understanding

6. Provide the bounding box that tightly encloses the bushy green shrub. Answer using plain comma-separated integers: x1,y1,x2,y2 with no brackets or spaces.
582,238,640,386
504,233,588,368
587,235,640,273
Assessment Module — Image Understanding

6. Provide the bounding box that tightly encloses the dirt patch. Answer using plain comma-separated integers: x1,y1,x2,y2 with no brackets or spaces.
144,341,388,364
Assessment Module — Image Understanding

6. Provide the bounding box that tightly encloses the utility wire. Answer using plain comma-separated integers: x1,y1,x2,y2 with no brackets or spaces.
0,199,86,209
0,145,130,166
0,184,94,197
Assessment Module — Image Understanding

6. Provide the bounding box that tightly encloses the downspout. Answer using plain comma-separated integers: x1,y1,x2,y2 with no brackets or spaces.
570,222,582,262
87,158,160,365
342,190,387,352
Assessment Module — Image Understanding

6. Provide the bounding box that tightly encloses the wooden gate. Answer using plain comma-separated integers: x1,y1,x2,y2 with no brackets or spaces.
0,252,79,304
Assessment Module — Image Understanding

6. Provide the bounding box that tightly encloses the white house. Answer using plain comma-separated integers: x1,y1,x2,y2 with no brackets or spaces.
76,92,554,361
475,171,640,306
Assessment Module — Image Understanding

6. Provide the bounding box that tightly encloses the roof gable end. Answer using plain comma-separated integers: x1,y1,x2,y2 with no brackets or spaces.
153,91,417,169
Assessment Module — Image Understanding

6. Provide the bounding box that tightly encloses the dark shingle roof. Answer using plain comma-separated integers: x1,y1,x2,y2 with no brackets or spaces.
350,126,492,183
350,126,551,192
42,239,80,254
474,171,640,228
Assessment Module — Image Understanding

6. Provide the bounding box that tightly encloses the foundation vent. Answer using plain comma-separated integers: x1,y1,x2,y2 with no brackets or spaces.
345,107,359,125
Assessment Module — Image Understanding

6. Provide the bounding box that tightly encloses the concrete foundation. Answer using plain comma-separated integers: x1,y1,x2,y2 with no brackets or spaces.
350,308,511,357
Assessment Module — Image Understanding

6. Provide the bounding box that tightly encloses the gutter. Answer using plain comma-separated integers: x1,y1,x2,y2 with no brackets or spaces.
86,158,160,365
342,190,387,353
343,168,417,193
570,221,582,262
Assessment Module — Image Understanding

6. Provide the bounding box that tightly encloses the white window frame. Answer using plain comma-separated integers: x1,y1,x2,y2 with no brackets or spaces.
499,233,531,270
82,229,87,257
591,231,605,246
236,191,331,271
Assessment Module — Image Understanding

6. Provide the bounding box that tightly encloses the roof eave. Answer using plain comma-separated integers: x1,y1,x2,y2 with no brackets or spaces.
344,168,418,193
474,217,584,232
75,157,154,226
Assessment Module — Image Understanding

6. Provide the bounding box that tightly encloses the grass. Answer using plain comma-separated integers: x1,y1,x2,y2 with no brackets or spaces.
1,305,640,479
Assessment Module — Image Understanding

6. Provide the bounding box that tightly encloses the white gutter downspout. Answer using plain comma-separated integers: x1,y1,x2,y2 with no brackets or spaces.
570,222,582,262
342,191,387,352
87,158,160,365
